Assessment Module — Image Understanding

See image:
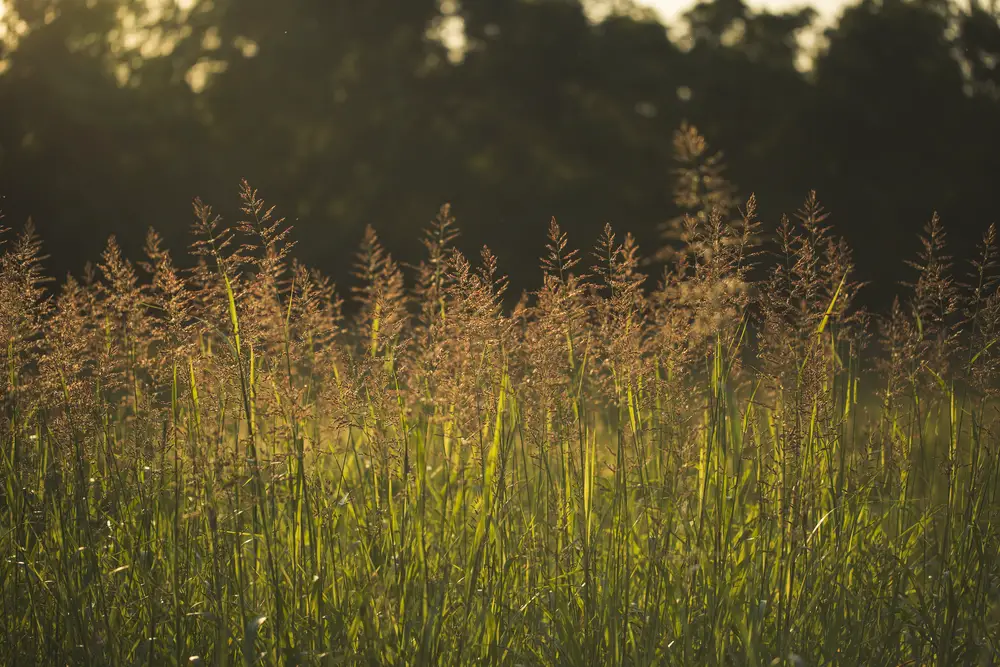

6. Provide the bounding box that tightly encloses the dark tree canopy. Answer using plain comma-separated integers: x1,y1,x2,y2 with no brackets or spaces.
0,0,998,307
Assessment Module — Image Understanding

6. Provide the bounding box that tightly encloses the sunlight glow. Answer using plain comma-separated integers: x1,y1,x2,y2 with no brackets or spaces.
642,0,847,24
636,0,844,71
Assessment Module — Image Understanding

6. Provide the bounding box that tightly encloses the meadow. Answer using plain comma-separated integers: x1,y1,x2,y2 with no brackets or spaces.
1,128,999,665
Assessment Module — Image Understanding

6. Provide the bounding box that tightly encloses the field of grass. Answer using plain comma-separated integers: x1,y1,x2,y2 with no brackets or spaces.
2,132,999,665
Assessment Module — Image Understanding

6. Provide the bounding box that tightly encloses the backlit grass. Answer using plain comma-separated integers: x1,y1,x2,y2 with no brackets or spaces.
2,128,999,666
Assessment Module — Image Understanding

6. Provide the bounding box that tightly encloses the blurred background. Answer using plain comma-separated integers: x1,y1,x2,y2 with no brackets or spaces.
0,0,998,310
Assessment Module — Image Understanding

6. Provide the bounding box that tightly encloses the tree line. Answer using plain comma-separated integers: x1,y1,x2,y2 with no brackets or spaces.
1,0,998,309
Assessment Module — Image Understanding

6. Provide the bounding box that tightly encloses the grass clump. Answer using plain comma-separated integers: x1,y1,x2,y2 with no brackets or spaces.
2,129,1000,666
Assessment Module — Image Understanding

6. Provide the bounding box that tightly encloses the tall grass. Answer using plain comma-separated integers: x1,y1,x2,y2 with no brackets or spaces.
1,128,999,666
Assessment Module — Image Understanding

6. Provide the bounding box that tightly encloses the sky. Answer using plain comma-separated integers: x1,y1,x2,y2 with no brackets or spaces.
642,0,847,23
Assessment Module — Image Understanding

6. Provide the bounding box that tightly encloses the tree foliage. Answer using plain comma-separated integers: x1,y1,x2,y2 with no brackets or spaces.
0,0,997,307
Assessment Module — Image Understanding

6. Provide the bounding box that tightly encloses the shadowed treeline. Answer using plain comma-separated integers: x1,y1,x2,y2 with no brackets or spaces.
0,0,999,308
